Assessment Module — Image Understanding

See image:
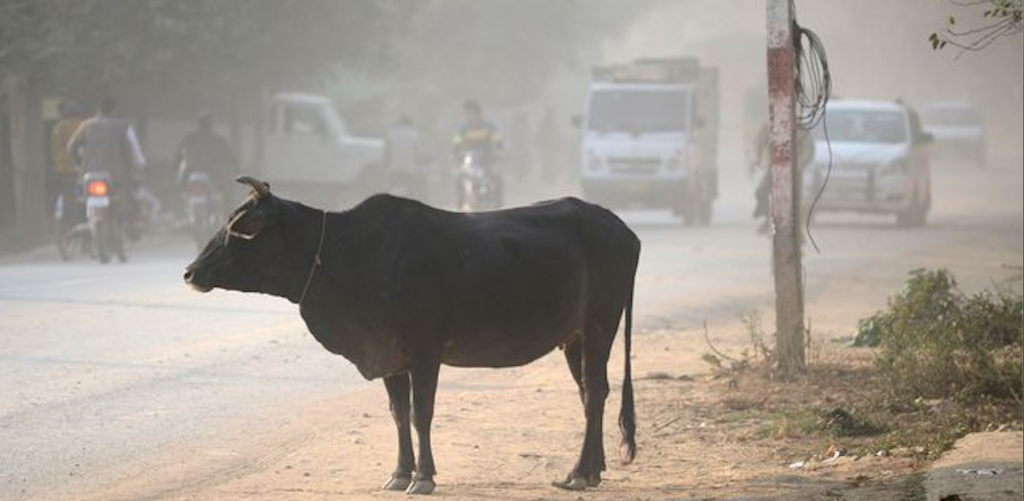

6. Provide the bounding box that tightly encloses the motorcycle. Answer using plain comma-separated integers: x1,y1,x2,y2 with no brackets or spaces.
82,172,128,264
457,151,502,212
183,171,223,249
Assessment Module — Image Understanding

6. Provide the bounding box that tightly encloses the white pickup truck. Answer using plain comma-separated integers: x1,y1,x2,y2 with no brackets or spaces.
144,92,383,208
260,93,383,203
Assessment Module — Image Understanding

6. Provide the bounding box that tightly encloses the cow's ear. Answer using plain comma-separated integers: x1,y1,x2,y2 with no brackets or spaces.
226,204,277,240
236,176,271,199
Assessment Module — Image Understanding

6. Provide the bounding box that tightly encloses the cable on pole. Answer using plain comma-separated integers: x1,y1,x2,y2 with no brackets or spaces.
793,14,833,254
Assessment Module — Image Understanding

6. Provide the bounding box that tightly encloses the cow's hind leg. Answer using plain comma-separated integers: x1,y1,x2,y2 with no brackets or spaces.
563,339,585,406
382,374,414,491
556,327,615,490
407,355,441,495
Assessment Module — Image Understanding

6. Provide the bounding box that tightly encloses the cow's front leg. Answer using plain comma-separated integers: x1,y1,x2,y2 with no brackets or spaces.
407,355,441,495
382,374,414,491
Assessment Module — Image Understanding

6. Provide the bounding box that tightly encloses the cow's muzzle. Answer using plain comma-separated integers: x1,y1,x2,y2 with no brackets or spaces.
183,268,213,293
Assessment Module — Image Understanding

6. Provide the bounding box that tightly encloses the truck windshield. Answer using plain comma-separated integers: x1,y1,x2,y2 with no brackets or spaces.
587,89,690,134
814,109,907,144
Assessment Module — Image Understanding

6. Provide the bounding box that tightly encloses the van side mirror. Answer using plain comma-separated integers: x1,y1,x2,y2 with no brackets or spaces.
916,131,935,145
694,116,707,129
570,114,583,129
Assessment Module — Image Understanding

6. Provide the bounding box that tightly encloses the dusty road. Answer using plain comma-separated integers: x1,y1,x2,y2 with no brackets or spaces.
0,249,365,500
1,158,1021,500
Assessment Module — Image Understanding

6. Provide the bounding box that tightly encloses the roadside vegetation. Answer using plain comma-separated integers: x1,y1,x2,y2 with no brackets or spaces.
857,268,1022,404
700,268,1023,463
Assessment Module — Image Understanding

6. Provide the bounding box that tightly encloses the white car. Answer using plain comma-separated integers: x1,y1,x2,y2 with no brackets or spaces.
922,101,986,168
804,100,933,227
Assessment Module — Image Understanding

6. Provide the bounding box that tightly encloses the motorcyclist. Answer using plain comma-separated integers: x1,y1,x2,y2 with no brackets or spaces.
67,97,144,241
174,111,239,204
50,100,84,223
452,100,503,208
751,123,816,234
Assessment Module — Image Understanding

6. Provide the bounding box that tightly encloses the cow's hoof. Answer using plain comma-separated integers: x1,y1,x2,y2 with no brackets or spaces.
382,474,411,491
552,476,588,491
405,478,435,495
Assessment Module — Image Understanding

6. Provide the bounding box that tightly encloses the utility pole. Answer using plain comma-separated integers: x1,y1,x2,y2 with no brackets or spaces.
765,0,806,379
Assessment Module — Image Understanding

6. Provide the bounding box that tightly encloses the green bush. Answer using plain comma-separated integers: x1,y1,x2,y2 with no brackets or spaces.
859,269,1023,402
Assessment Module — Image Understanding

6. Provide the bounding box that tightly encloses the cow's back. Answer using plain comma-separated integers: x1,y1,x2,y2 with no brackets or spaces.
441,198,639,365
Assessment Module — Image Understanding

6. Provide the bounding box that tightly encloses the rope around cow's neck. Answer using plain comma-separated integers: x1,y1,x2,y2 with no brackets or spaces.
298,210,328,306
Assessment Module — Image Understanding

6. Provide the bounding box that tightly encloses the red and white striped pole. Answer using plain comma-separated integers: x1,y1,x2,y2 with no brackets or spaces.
766,0,806,378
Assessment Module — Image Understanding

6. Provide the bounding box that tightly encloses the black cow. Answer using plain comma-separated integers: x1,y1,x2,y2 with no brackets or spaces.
184,176,641,495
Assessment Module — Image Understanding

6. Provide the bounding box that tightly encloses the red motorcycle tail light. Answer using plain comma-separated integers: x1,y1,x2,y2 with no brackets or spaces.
188,181,207,196
86,180,109,197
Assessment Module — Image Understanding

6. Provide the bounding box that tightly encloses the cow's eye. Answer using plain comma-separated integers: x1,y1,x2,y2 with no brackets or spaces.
224,207,275,240
227,227,258,241
223,229,255,250
225,209,261,241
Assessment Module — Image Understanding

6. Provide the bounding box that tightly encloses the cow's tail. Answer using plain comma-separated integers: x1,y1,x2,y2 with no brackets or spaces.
618,279,637,464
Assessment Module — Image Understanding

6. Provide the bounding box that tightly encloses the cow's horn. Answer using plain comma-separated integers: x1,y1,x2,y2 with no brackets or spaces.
235,176,270,198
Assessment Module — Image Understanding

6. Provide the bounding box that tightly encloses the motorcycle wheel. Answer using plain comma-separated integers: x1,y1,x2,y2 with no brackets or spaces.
113,221,128,263
93,221,111,264
192,209,210,250
460,179,475,212
193,223,208,251
489,178,503,210
55,227,73,262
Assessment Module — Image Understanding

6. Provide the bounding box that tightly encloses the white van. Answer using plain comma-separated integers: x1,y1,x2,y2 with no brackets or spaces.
578,58,719,225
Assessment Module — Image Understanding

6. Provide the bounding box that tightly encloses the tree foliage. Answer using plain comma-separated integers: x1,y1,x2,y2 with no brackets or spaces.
1,0,648,106
0,0,415,97
930,0,1023,53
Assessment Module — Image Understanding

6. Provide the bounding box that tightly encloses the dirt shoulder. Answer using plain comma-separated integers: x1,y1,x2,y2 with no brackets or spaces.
924,432,1023,501
74,331,934,501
